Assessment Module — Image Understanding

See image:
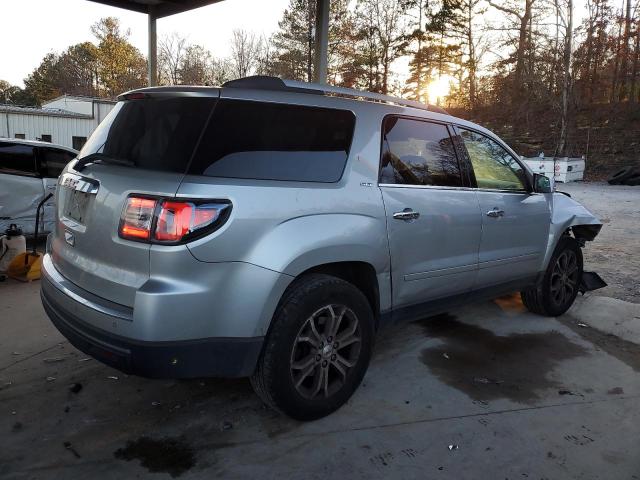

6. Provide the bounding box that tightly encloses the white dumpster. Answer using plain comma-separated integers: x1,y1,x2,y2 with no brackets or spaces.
522,156,585,183
554,157,585,183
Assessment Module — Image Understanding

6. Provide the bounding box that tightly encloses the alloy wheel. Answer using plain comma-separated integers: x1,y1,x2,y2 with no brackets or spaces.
550,250,579,307
290,304,362,400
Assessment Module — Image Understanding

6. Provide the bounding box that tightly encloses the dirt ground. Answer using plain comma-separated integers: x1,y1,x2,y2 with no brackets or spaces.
0,181,639,480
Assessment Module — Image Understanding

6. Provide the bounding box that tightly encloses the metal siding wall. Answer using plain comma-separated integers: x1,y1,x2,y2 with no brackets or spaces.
5,114,98,149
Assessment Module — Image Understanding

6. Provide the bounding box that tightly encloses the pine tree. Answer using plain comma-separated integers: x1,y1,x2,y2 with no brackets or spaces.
270,0,316,81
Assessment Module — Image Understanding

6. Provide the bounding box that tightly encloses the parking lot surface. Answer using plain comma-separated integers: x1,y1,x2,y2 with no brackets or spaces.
1,182,639,479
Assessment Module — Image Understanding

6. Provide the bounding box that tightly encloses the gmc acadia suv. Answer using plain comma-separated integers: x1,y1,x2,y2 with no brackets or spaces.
40,76,604,420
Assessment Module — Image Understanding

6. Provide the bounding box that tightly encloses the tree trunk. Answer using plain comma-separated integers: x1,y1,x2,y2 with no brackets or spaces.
307,0,315,82
610,6,624,103
551,0,560,92
467,0,477,109
618,0,632,100
514,0,533,95
382,53,389,94
631,18,640,103
584,0,595,103
590,1,602,102
558,0,573,156
414,1,424,101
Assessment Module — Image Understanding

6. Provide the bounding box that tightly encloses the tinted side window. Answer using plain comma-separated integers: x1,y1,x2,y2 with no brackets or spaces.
459,128,527,191
380,117,462,187
0,143,37,176
189,100,355,182
40,148,76,178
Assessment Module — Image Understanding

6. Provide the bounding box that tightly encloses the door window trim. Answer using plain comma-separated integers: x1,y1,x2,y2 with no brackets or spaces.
451,124,533,193
378,114,468,189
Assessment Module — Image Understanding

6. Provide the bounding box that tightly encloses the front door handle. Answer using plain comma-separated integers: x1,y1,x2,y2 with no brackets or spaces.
486,208,505,218
393,208,420,221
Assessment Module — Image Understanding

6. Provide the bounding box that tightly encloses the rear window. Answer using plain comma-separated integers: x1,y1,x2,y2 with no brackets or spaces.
0,142,37,176
78,97,216,172
189,100,356,182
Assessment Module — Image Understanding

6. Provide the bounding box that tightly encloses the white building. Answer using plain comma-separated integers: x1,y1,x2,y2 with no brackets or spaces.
0,95,115,150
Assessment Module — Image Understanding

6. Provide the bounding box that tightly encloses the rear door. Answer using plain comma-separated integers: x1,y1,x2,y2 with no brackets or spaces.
0,142,45,235
52,94,217,307
379,116,482,315
456,127,550,287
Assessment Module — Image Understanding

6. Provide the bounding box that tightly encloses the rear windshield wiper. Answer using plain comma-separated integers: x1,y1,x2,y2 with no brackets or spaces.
74,153,136,172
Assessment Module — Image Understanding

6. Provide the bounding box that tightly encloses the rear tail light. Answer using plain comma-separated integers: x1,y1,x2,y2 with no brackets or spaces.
119,196,231,244
120,197,156,240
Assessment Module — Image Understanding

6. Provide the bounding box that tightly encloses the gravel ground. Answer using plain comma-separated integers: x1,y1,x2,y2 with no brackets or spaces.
559,181,640,303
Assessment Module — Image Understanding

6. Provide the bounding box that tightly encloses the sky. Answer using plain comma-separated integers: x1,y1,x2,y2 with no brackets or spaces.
0,0,591,94
0,0,289,87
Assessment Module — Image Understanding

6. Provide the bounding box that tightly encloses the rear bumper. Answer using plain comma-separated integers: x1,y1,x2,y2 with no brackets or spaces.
40,257,264,379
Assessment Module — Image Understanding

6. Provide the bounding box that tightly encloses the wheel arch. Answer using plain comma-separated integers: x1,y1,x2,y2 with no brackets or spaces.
300,261,381,328
260,260,382,340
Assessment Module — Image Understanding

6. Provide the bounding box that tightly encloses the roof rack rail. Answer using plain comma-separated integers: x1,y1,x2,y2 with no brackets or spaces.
222,76,448,114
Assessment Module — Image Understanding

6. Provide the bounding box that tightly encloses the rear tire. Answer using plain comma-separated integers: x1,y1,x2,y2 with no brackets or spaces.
521,236,583,317
250,274,374,421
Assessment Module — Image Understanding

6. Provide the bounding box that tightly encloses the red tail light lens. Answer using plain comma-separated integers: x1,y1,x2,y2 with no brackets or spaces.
155,201,194,241
120,197,157,240
119,195,230,244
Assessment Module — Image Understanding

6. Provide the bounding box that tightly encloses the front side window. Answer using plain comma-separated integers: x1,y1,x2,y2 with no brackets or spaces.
459,128,527,191
189,100,356,182
380,117,462,187
0,143,37,176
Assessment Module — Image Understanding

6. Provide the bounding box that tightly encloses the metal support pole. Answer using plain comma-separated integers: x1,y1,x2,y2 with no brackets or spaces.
148,7,157,86
313,0,329,84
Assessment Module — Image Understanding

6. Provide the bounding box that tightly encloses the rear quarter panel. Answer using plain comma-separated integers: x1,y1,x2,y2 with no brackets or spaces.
175,96,393,313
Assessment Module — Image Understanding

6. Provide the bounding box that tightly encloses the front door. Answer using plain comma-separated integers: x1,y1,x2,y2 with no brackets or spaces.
457,127,550,287
379,117,482,317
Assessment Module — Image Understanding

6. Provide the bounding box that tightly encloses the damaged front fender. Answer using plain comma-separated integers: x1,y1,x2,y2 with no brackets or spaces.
541,192,603,271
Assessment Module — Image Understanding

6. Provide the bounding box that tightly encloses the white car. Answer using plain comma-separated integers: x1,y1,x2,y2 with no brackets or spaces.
0,138,77,235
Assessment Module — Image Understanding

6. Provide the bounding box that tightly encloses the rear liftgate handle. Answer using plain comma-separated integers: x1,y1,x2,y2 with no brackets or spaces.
393,208,420,222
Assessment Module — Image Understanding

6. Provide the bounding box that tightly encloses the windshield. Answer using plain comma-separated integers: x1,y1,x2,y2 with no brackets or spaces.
78,96,216,173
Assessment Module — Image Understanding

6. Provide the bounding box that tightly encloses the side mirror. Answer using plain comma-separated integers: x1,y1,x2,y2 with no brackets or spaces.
533,173,552,193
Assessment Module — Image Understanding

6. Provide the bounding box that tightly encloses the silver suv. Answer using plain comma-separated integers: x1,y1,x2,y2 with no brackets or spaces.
41,76,604,420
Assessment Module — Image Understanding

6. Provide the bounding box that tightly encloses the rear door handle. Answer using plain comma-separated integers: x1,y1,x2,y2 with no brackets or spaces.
486,208,505,218
393,208,420,221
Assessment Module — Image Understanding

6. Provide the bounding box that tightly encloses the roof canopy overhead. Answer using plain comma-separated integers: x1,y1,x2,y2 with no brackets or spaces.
87,0,224,19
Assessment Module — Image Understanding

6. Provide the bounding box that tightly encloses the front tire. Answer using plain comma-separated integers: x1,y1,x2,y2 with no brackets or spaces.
251,274,374,421
521,236,583,317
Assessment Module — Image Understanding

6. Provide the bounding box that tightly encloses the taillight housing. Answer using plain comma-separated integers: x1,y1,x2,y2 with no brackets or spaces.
119,195,231,244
